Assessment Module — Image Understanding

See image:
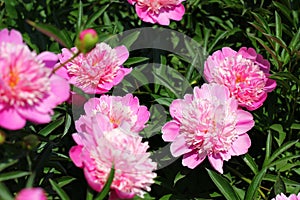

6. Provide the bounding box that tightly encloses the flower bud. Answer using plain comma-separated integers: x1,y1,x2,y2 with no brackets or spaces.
75,29,99,54
0,130,6,145
22,134,40,150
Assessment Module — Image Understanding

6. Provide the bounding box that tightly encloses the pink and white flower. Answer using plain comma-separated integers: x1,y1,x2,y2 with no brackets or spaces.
82,94,150,132
272,192,300,200
204,47,277,111
15,188,47,200
55,43,131,94
162,83,254,173
69,112,157,200
0,29,70,130
128,0,185,25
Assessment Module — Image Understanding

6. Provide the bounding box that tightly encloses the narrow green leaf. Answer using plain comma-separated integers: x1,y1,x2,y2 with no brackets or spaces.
264,140,299,167
86,188,94,200
289,28,300,51
85,4,110,28
77,0,83,33
26,20,70,48
124,57,149,66
38,117,65,137
262,33,290,54
0,171,30,182
244,168,267,200
95,165,115,200
206,168,240,200
173,171,185,186
120,31,140,49
25,173,36,188
267,155,300,169
274,175,286,195
49,179,70,200
0,182,13,200
0,159,18,172
264,174,300,187
243,154,259,174
273,2,293,25
262,132,272,167
62,114,72,138
56,176,76,187
275,11,282,52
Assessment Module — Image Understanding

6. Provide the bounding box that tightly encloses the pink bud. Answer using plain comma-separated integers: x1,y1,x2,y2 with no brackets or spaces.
15,188,47,200
75,28,99,54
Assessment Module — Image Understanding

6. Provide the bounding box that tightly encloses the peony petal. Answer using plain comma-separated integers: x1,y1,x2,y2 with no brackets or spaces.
182,151,205,169
0,108,26,130
208,154,224,174
49,74,70,104
170,134,191,157
236,110,255,134
115,46,129,65
37,51,58,69
162,121,180,142
0,29,23,44
18,107,51,124
167,4,185,21
69,145,84,167
230,134,251,156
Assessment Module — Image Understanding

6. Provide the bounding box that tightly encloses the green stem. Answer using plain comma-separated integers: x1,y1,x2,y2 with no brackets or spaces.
52,51,81,74
227,166,268,199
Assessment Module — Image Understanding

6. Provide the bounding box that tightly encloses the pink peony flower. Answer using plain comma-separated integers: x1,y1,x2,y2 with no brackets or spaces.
0,29,70,130
162,83,255,173
82,94,150,132
69,112,157,200
15,188,47,200
204,47,277,111
128,0,185,25
55,43,131,94
272,192,300,200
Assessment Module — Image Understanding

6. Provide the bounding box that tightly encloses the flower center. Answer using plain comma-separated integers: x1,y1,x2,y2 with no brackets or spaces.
180,98,238,155
137,0,180,13
0,43,51,107
214,56,267,106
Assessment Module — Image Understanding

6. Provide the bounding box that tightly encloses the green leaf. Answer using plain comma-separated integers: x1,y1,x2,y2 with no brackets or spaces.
0,159,18,172
159,194,172,200
262,132,272,167
124,57,149,66
0,182,13,200
120,31,141,49
49,179,70,200
95,165,115,200
38,117,65,137
264,140,299,167
0,171,30,182
26,20,71,48
85,4,110,28
173,171,186,186
62,114,72,138
274,175,286,195
206,169,240,200
56,176,76,187
242,154,259,174
244,168,267,200
275,11,282,52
